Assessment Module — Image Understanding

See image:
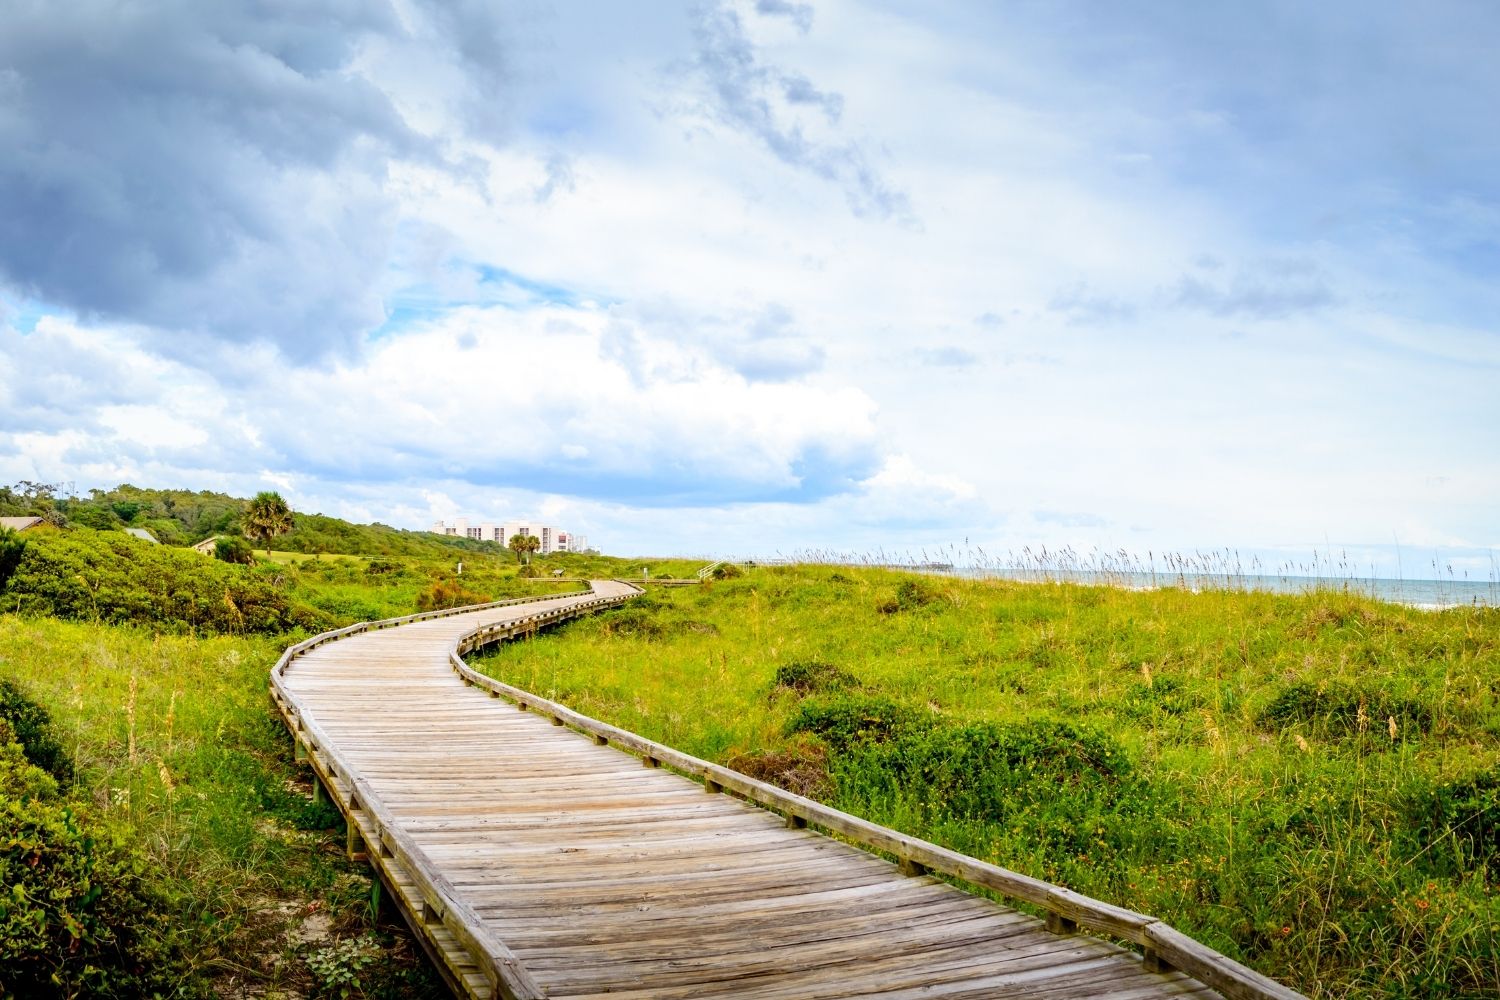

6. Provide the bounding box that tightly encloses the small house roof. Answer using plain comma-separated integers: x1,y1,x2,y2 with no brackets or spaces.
0,515,43,532
123,527,159,544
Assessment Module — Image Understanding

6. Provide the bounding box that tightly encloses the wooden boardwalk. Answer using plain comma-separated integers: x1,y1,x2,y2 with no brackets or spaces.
271,582,1303,1000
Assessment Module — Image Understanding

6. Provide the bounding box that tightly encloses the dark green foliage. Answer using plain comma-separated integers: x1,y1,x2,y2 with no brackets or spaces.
244,491,293,553
64,504,119,530
711,563,743,579
214,535,254,565
772,660,859,694
785,694,934,750
876,578,938,614
0,527,26,592
839,721,1144,856
1408,770,1500,873
1,529,328,635
0,679,70,780
1259,681,1434,740
599,606,666,639
0,726,197,998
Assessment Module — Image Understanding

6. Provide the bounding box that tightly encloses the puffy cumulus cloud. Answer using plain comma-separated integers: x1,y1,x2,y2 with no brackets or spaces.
259,304,878,504
601,301,825,384
0,0,517,361
1,305,883,508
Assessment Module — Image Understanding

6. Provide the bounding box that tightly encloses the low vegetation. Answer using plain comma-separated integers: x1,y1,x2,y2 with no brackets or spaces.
473,564,1500,1000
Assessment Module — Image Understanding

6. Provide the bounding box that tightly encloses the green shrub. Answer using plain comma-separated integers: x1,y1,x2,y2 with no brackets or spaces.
214,535,254,565
0,527,25,592
1408,769,1500,874
1259,681,1433,741
0,679,70,780
772,660,859,695
837,720,1146,858
0,724,196,998
711,563,743,580
414,579,487,611
785,695,934,750
599,606,666,639
1,528,322,635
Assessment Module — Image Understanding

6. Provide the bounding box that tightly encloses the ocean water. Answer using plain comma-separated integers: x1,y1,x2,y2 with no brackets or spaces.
947,569,1497,610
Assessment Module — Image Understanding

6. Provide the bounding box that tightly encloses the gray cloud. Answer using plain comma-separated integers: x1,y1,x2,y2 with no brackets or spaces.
0,0,513,363
917,346,978,369
1048,282,1138,325
689,3,910,221
1172,257,1338,319
755,0,815,34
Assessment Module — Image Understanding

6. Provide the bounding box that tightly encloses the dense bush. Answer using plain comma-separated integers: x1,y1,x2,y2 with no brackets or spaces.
1259,681,1434,741
772,660,859,694
214,535,254,565
0,679,70,780
0,527,26,591
1,529,327,635
785,694,935,750
0,721,196,997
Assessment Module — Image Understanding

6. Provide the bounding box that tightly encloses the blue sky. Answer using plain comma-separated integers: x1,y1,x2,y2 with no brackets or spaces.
1,0,1496,575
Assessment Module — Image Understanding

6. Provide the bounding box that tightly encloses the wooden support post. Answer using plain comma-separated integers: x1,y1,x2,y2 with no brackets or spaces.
704,778,723,795
293,736,307,762
643,755,660,768
1046,911,1078,935
422,901,442,926
347,822,366,862
1142,948,1170,974
593,735,608,746
900,857,929,877
550,715,564,726
786,814,808,829
311,777,325,805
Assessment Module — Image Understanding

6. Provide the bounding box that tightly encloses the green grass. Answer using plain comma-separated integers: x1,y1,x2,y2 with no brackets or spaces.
0,615,447,997
471,565,1500,999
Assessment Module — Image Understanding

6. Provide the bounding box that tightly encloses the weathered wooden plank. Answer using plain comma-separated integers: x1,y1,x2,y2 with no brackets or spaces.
272,578,1301,1000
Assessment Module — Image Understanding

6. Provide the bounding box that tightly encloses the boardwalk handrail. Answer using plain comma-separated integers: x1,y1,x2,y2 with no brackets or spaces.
271,583,638,1000
449,613,1304,1000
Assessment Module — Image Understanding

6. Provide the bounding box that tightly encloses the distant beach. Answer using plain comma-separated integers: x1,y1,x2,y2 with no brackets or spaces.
945,568,1497,610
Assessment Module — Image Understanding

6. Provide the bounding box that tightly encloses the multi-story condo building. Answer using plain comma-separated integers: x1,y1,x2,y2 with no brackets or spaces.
429,519,585,555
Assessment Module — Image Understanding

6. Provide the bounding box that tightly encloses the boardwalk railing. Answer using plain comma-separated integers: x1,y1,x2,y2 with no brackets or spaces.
270,584,638,999
273,581,1304,1000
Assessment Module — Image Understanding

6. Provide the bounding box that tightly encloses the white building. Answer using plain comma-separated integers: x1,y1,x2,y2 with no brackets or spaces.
430,519,583,555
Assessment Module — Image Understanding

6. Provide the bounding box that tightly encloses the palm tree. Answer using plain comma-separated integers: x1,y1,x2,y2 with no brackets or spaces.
508,532,540,565
244,491,293,555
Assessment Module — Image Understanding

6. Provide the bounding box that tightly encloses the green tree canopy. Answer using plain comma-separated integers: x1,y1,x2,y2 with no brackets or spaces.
507,532,541,564
244,491,294,554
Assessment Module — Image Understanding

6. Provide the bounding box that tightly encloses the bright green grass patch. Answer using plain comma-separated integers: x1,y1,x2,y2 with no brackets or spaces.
0,615,446,997
472,565,1500,1000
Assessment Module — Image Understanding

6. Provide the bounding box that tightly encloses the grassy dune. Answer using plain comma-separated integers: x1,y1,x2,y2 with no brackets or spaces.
0,615,447,997
473,565,1500,999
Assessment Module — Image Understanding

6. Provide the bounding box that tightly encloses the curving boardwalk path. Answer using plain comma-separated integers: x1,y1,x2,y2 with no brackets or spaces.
271,582,1302,1000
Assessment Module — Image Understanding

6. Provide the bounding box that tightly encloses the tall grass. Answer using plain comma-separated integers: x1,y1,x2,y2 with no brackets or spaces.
473,565,1500,999
0,615,446,997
